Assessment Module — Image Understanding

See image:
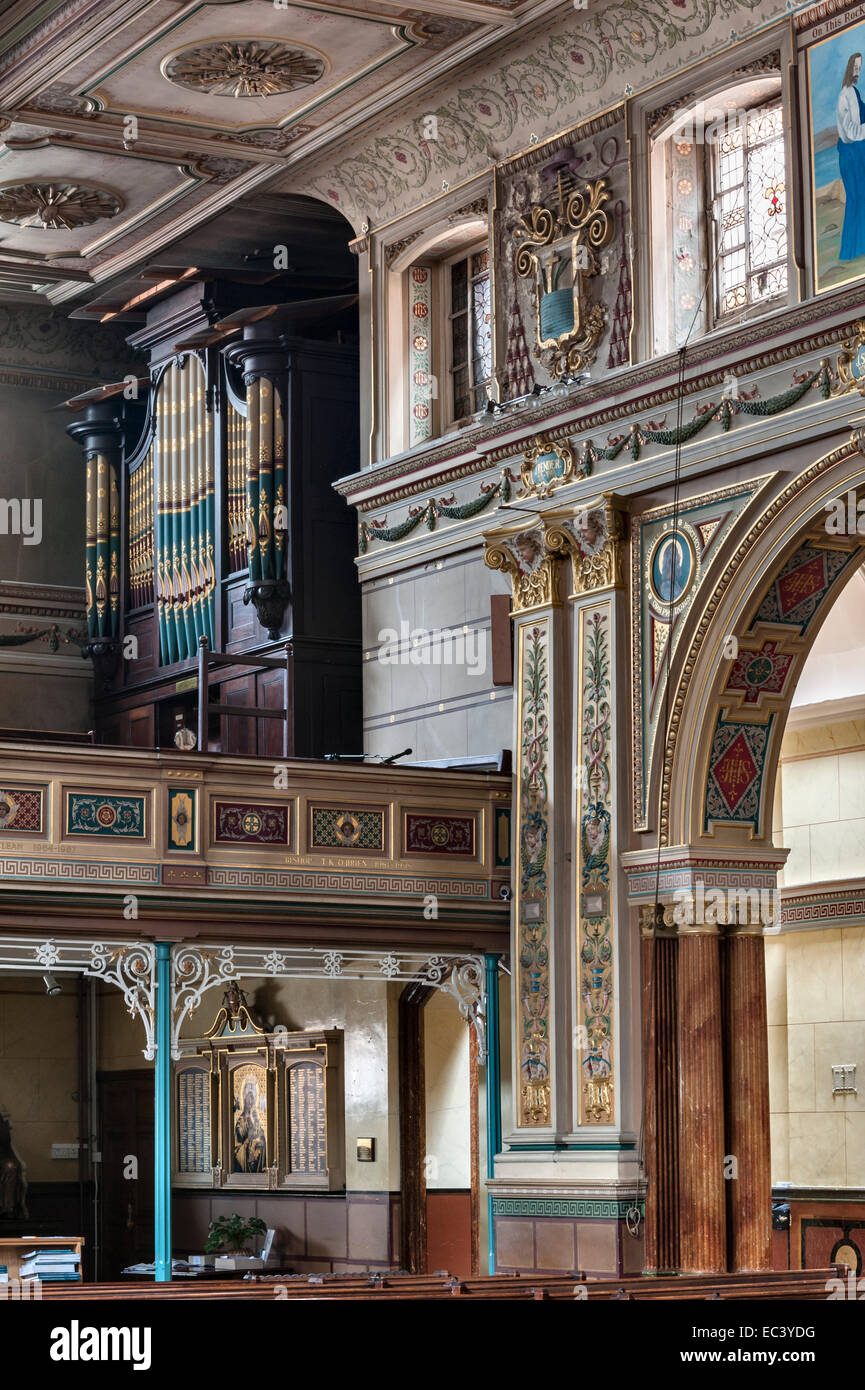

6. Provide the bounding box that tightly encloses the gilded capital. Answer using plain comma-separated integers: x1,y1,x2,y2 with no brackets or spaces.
483,524,562,612
544,493,626,596
639,902,676,936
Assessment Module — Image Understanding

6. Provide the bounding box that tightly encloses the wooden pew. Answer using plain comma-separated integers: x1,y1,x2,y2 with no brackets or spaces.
40,1265,847,1301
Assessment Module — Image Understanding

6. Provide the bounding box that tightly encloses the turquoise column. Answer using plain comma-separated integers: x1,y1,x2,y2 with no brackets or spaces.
154,942,172,1282
484,952,503,1275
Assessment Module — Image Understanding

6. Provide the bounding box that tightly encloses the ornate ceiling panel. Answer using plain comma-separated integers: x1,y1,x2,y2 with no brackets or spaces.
0,144,199,254
75,7,447,133
0,0,551,303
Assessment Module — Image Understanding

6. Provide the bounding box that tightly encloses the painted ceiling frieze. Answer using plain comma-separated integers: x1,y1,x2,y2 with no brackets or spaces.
300,0,785,224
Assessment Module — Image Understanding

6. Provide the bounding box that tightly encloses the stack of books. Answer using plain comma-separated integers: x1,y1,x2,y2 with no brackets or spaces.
18,1249,80,1282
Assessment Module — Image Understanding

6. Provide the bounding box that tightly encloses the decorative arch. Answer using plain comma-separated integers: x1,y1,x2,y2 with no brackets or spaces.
387,213,488,277
663,432,865,849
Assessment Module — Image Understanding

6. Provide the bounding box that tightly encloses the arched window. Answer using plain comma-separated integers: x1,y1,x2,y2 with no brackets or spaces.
650,75,789,352
386,213,491,456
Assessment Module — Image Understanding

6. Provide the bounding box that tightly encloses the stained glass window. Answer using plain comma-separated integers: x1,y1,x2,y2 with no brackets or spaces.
449,247,492,420
712,100,787,319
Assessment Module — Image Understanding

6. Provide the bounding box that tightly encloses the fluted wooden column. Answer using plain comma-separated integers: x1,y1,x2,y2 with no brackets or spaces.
677,922,726,1273
641,913,679,1273
725,924,772,1271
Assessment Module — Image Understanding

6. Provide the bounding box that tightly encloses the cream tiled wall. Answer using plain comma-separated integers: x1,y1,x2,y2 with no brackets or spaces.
777,728,865,887
767,927,865,1187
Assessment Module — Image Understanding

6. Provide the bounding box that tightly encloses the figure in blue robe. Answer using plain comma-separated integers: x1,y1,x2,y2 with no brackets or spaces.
837,53,865,261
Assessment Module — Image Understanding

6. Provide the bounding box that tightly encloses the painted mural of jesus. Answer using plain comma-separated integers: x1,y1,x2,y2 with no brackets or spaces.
836,52,865,260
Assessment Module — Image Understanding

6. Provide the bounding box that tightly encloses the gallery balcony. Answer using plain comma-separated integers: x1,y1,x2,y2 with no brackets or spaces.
0,738,511,952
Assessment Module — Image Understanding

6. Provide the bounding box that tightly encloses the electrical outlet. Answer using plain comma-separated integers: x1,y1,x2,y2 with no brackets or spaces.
832,1064,857,1095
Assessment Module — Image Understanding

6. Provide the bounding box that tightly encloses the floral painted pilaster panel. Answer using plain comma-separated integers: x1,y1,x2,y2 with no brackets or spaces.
516,619,552,1127
577,603,615,1125
408,265,434,447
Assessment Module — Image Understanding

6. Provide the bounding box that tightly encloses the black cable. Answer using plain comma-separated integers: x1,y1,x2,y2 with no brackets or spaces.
636,171,745,1230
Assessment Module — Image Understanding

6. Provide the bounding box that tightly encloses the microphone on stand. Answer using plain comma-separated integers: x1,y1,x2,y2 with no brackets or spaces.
323,748,413,764
380,747,412,765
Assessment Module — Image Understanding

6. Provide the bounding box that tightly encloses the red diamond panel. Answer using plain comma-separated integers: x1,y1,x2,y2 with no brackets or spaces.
776,555,825,618
711,731,759,813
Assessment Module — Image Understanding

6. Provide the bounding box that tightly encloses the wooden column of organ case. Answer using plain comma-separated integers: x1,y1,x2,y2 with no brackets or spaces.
66,279,361,757
175,1000,345,1192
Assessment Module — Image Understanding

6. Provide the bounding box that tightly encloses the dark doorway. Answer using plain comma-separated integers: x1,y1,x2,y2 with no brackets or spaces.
97,1071,153,1279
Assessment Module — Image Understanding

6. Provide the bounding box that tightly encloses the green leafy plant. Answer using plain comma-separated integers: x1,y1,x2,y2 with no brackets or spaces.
204,1213,267,1255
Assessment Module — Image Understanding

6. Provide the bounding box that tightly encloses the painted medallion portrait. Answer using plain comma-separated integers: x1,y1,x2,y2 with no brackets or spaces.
807,16,865,293
232,1064,267,1174
649,531,694,607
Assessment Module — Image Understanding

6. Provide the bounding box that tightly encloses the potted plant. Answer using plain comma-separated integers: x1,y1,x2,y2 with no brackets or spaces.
205,1214,268,1270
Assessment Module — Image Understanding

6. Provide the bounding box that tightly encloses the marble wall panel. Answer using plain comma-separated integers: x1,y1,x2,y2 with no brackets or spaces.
788,1112,845,1187
424,990,470,1189
786,930,843,1026
842,927,865,1023
362,549,513,762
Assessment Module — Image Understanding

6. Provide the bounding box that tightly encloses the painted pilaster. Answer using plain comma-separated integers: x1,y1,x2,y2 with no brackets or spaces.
485,502,642,1277
546,498,638,1148
485,526,567,1137
354,239,376,467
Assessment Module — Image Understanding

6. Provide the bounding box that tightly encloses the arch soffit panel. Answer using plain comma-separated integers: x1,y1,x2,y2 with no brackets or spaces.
388,215,487,275
662,435,865,849
636,471,780,838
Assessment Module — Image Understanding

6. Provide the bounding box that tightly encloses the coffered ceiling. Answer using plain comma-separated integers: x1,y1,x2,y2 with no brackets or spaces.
0,0,561,306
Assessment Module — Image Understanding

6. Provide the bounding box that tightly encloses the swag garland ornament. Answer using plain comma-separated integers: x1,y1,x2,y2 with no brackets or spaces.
357,363,832,554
